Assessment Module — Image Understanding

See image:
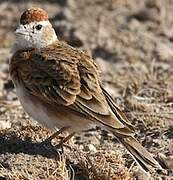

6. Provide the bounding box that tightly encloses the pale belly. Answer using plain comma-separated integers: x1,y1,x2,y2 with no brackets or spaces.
15,84,94,133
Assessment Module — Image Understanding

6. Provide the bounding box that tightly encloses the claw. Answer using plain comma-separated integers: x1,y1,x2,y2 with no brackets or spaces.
54,132,75,152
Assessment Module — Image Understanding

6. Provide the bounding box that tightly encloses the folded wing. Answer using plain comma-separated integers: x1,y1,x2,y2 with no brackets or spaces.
11,42,134,135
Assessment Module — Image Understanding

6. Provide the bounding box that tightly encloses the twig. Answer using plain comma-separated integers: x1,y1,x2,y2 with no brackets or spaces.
86,155,99,180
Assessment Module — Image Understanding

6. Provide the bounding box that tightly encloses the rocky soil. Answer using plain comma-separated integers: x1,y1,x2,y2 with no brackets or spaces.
0,0,173,179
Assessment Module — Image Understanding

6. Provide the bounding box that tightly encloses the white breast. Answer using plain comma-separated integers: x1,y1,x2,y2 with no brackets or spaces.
15,84,56,129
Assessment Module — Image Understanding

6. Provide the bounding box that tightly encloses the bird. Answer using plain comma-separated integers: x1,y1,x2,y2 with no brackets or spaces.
9,7,160,172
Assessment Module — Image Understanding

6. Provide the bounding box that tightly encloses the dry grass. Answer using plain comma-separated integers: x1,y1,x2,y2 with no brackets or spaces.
0,0,173,179
0,154,69,180
121,62,173,128
0,118,132,179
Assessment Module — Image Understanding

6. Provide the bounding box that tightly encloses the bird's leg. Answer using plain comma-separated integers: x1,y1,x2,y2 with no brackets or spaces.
55,132,75,153
41,126,70,146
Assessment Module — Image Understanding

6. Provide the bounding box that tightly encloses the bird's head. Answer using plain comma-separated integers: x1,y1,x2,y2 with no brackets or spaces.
14,8,57,50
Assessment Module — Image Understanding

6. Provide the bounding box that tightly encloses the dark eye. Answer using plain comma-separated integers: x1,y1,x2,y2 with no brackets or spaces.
35,24,42,30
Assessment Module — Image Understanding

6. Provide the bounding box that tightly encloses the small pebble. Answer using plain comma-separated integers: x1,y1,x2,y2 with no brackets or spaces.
85,144,97,153
0,120,11,130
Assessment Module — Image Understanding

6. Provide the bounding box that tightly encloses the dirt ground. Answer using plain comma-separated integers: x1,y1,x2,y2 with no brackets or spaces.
0,0,173,179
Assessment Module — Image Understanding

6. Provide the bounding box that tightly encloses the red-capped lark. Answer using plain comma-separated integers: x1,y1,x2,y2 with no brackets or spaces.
9,8,160,172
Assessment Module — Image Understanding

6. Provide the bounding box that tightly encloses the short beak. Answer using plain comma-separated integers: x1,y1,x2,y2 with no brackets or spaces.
15,25,28,35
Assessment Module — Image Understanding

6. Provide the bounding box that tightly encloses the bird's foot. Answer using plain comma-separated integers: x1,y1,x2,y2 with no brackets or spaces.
40,126,70,154
40,129,75,154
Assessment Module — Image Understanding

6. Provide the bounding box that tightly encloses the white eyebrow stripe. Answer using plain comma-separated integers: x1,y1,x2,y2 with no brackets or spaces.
26,20,52,27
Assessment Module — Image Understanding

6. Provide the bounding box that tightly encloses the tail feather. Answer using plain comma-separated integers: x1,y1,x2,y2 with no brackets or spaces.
102,87,161,171
114,134,161,171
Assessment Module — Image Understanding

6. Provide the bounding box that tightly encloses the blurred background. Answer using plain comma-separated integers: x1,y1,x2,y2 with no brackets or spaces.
0,0,173,179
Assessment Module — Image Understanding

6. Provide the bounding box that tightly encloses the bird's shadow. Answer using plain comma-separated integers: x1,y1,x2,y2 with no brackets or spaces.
0,132,61,158
0,132,91,179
